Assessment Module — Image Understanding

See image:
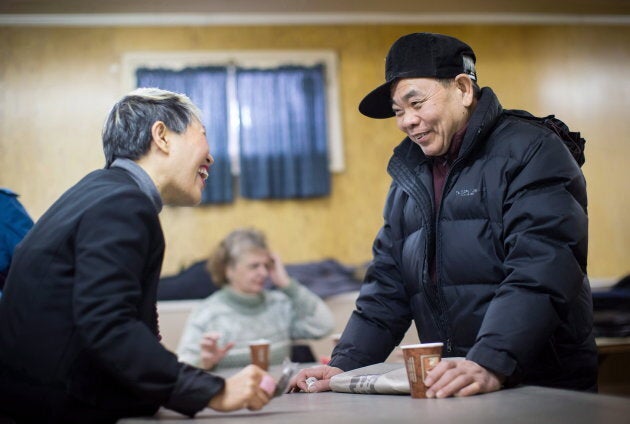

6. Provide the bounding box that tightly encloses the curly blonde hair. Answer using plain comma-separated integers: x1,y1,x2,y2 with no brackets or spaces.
206,228,268,287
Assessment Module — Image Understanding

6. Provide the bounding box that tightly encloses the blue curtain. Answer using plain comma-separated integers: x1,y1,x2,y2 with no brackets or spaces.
235,65,331,199
136,67,232,204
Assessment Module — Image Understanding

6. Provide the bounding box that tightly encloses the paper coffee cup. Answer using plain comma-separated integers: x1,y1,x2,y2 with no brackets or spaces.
248,339,270,371
400,342,443,398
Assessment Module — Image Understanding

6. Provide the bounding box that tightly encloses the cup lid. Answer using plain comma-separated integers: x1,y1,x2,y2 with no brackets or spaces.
399,342,444,349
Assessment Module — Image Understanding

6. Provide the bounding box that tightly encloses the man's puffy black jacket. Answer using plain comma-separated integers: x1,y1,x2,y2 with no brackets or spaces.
330,88,597,391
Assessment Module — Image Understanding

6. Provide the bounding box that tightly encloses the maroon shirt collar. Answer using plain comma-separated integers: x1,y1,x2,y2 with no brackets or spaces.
431,124,469,213
441,124,467,164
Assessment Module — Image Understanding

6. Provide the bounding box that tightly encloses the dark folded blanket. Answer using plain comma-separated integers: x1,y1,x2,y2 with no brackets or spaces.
592,276,630,338
158,258,364,301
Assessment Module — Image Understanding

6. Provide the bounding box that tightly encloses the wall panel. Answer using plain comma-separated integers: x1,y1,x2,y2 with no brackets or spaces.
1,24,628,281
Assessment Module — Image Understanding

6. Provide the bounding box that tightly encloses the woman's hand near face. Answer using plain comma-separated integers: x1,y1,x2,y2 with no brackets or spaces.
267,252,291,289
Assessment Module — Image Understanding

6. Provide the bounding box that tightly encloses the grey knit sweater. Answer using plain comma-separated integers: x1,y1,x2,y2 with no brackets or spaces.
176,279,335,370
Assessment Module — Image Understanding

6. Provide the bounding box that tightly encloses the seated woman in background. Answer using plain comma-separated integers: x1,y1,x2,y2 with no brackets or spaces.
177,227,335,370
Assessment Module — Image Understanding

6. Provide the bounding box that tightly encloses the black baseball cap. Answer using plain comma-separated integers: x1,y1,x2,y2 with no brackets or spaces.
358,33,477,119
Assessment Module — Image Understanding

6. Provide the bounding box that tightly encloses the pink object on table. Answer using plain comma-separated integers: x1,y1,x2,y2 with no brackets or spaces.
259,374,277,396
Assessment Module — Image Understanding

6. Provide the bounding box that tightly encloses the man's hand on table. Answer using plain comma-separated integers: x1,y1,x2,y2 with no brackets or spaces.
288,365,343,393
286,360,503,398
208,365,274,411
424,359,504,398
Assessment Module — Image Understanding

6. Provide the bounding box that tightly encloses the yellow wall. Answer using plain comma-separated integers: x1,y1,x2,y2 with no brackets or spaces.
1,24,628,280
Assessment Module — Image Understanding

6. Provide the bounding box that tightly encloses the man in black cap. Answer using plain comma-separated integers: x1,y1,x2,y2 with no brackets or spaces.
290,32,597,397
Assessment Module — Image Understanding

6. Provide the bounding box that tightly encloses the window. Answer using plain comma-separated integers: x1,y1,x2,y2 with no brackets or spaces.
122,51,344,203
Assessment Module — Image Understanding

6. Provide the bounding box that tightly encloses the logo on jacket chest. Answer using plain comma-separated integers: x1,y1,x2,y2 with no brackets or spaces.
454,188,479,197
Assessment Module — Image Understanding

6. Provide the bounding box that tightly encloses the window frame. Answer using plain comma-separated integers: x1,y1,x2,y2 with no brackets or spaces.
121,50,345,173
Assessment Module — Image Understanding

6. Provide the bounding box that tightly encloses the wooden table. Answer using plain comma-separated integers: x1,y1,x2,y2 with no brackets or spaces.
596,337,630,396
118,384,630,423
597,337,630,356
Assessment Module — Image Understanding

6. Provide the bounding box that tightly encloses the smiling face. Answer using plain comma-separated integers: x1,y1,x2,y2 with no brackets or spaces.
391,76,473,157
161,119,214,206
226,249,271,295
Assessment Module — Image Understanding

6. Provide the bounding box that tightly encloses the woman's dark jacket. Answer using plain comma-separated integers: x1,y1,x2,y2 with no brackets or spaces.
0,168,224,423
329,88,598,390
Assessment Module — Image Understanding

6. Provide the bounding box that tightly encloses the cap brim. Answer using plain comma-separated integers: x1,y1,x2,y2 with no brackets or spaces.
358,80,395,119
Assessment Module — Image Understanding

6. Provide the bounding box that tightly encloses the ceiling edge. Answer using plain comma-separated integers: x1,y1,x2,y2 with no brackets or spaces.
0,12,629,27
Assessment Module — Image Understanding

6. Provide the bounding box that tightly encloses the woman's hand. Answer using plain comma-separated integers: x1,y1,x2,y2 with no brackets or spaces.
208,365,273,411
267,252,291,289
199,332,235,370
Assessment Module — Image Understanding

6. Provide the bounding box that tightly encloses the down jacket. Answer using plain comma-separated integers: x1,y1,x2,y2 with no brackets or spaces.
330,88,598,390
